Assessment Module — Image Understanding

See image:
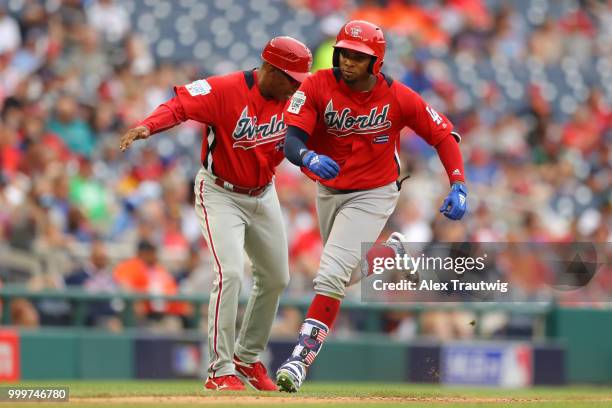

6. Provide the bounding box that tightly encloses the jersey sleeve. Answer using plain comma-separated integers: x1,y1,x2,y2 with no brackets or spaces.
284,75,320,135
138,101,182,134
172,78,222,124
394,83,454,146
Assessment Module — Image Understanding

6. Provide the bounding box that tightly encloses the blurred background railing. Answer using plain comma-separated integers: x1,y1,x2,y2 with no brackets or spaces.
0,286,554,336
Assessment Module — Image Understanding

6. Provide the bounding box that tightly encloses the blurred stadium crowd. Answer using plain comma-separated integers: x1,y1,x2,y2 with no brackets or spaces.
0,0,610,336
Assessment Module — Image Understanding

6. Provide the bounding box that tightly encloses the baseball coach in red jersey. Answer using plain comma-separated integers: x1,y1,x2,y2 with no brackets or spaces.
119,37,312,391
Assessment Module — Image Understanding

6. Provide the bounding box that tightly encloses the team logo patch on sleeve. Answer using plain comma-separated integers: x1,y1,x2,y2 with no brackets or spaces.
287,91,306,114
185,79,211,96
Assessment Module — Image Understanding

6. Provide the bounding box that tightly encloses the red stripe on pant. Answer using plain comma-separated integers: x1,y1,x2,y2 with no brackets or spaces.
199,178,223,377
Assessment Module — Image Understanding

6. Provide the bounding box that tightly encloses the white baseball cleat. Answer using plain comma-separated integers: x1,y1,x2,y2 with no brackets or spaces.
386,232,419,283
276,360,307,393
386,232,408,254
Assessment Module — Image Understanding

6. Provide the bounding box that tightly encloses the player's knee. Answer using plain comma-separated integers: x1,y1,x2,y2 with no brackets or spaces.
221,267,243,285
259,271,289,293
278,272,290,290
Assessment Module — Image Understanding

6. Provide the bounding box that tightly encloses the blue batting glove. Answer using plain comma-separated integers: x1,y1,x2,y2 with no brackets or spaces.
439,183,467,220
302,151,340,180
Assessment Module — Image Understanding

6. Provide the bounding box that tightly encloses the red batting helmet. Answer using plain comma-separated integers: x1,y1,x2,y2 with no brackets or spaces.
261,36,312,82
333,20,386,75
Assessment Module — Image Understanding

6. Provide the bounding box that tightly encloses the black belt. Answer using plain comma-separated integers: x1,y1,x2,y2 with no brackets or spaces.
323,175,410,195
213,177,269,197
327,187,364,194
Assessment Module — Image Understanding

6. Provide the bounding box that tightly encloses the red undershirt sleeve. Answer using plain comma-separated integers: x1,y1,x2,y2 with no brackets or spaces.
435,134,466,185
138,97,186,135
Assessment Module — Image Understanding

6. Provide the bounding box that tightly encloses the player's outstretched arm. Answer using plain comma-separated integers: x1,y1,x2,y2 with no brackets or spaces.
119,96,187,152
119,125,150,151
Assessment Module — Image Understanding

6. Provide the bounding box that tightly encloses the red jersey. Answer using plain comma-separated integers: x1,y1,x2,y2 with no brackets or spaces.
141,70,286,189
284,68,455,190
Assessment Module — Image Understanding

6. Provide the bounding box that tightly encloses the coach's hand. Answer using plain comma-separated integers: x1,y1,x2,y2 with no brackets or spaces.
119,125,150,152
439,182,467,220
302,151,340,180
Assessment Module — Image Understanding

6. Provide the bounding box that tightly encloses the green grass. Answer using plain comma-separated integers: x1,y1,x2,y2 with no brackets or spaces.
9,380,612,408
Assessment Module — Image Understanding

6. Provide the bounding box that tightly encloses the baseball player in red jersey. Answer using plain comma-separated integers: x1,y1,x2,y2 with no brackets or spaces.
119,37,313,391
276,20,467,392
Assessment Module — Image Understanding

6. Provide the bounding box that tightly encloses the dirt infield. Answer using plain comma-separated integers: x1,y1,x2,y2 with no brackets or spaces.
71,395,612,405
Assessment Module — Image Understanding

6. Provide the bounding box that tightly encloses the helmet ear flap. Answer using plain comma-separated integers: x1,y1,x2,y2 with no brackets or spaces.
373,59,383,74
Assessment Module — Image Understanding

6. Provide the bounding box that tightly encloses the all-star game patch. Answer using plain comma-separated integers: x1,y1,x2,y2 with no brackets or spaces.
185,79,212,96
288,91,306,114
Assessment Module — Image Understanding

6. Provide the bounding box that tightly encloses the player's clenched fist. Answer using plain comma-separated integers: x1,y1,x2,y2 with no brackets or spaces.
119,125,151,151
439,182,467,220
302,150,340,180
